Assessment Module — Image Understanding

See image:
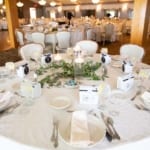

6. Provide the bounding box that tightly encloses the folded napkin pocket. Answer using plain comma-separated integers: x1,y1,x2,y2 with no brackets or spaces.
141,91,150,106
0,91,14,112
70,111,92,147
117,74,134,91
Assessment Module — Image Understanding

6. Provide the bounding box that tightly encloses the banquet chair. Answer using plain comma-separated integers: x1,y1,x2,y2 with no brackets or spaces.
56,31,70,52
15,30,25,46
31,32,45,48
86,29,94,40
45,33,57,54
120,44,144,62
75,40,98,56
19,43,43,61
102,23,115,45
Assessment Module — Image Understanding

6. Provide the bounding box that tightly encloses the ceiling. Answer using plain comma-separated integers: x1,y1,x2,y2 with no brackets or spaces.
31,0,134,6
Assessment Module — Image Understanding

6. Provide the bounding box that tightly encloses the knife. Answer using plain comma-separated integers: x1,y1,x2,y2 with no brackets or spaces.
101,112,114,140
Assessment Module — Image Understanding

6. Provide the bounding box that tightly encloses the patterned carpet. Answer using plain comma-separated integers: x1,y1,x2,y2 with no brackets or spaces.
0,48,21,66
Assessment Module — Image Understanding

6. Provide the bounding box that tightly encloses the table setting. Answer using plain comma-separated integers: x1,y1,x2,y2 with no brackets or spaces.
0,49,150,150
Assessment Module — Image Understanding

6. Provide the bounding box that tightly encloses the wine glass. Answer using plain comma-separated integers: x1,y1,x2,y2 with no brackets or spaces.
98,81,111,111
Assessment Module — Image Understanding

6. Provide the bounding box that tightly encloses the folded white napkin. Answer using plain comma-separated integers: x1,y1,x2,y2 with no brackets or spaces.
141,91,150,104
0,91,14,103
70,111,92,147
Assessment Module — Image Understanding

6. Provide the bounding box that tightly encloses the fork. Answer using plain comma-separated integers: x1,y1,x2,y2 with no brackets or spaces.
54,121,59,148
131,90,141,101
51,119,56,142
107,117,120,140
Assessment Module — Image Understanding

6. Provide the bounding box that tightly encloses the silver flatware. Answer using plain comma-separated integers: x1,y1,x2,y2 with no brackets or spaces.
54,121,59,148
101,113,114,140
107,117,120,140
51,119,56,142
131,90,141,101
135,103,150,112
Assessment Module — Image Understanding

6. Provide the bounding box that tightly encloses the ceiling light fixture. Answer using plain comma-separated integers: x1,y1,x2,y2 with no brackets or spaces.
38,0,46,6
91,0,100,4
0,0,3,5
16,1,24,7
70,0,77,2
50,1,56,7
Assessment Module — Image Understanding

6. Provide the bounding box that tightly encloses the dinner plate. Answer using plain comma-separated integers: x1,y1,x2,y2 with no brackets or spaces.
59,114,106,148
111,61,122,68
49,96,71,109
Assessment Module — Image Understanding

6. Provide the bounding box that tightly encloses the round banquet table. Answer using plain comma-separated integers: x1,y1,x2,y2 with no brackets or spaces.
0,54,150,150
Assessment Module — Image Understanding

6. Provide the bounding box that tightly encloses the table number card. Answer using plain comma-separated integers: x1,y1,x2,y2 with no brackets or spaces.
79,85,99,105
117,74,134,91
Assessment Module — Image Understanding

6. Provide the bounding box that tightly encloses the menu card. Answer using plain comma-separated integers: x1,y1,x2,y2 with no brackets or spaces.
117,74,134,91
79,85,99,105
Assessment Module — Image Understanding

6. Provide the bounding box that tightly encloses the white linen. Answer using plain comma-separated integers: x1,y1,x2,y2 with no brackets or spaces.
70,111,91,146
0,54,150,150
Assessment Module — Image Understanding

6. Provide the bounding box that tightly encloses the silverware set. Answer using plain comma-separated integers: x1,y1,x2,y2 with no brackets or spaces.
51,119,59,148
101,112,120,141
135,103,150,112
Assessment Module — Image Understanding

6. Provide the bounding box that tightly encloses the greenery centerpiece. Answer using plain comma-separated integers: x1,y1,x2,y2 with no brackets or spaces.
35,59,108,88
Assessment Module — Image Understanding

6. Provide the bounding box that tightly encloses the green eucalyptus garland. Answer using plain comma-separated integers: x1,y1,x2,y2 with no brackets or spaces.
35,60,108,87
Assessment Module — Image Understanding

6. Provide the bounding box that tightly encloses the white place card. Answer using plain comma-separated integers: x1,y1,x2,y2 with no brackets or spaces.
117,74,134,91
79,85,99,105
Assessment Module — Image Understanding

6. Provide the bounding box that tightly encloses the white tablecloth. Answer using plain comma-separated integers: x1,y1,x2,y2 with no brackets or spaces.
0,54,150,150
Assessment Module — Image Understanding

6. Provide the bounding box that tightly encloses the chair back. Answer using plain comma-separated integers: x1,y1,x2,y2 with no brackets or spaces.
56,31,70,50
104,23,115,41
76,40,98,56
15,30,24,46
86,29,93,40
19,43,43,61
120,44,144,62
31,32,45,48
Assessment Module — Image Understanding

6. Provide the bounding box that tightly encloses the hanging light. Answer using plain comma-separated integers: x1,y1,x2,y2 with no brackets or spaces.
16,1,24,7
38,0,46,6
91,0,100,4
0,0,3,5
70,0,77,2
50,1,56,7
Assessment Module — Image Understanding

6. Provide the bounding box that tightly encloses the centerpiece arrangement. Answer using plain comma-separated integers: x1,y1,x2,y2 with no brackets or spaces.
35,59,108,88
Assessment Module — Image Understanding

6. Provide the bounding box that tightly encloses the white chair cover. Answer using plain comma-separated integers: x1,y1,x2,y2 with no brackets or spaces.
56,31,70,51
15,30,24,46
31,32,45,48
76,40,98,56
120,44,144,62
104,23,115,42
45,33,57,53
19,43,43,61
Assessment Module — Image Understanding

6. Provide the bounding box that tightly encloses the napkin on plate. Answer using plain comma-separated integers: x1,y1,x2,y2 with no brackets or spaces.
0,91,20,112
70,110,92,147
141,91,150,105
0,91,14,103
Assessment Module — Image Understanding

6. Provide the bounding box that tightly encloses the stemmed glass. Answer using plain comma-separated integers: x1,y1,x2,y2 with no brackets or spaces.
98,81,111,111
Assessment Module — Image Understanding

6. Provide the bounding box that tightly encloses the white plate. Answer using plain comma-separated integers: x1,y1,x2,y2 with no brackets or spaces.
49,96,71,109
59,114,106,148
0,94,12,112
111,61,122,68
111,55,121,61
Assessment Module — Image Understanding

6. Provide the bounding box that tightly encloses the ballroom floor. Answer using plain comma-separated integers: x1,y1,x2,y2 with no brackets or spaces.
0,31,150,66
